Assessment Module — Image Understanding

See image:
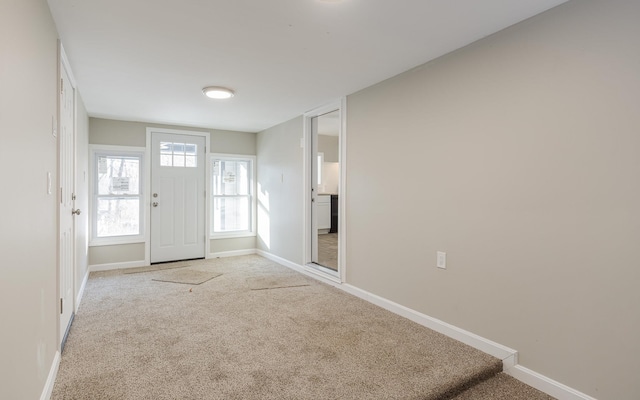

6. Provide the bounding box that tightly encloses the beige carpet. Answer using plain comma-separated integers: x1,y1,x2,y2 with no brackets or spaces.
151,269,222,285
246,275,310,290
123,264,191,274
52,255,552,399
452,373,554,399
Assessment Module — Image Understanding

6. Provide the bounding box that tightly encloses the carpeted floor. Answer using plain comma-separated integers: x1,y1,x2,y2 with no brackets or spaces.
52,255,554,399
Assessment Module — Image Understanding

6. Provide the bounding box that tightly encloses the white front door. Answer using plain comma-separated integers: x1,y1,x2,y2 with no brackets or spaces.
150,132,206,263
59,60,75,345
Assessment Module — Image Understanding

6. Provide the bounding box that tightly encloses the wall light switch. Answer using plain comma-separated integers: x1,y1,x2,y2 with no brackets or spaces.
52,116,57,137
437,251,446,269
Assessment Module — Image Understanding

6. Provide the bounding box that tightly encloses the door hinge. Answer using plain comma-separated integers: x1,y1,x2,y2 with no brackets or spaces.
60,298,63,314
61,78,64,93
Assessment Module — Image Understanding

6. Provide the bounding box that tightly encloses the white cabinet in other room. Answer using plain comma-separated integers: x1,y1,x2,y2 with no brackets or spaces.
317,195,331,232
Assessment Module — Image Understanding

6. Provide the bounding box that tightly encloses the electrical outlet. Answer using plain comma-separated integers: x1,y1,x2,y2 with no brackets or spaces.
437,251,446,269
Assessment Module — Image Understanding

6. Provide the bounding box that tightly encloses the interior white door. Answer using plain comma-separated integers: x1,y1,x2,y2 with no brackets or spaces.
150,132,206,263
59,61,75,345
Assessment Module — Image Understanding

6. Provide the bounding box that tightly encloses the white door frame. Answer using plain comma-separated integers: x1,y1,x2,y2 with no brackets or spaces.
303,98,347,283
145,128,210,264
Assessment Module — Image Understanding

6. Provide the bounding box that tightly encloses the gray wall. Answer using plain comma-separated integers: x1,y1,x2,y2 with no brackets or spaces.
256,117,304,264
318,135,339,162
90,118,257,154
211,237,257,255
88,118,257,265
89,243,145,266
346,1,639,399
0,0,59,398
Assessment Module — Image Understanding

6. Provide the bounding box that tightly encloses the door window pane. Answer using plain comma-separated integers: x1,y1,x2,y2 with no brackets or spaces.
159,141,198,167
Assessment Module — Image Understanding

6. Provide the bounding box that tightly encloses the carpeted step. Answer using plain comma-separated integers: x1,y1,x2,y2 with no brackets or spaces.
51,255,530,399
451,372,556,399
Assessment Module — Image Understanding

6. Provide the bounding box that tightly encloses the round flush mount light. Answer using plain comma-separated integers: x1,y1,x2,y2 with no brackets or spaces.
202,86,235,99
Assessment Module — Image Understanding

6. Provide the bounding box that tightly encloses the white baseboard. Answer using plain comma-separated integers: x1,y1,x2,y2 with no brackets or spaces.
255,250,597,400
75,270,89,313
40,350,60,400
256,250,342,287
506,365,597,400
89,260,147,272
340,283,518,368
208,249,256,258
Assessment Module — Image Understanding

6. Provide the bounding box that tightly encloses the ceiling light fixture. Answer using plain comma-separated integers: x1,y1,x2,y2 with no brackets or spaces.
202,86,235,99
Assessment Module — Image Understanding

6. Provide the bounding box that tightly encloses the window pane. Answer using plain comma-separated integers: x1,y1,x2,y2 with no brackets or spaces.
97,156,140,195
97,197,140,237
160,142,172,154
173,154,185,167
160,154,172,167
185,144,197,156
213,197,249,232
185,155,197,168
160,142,197,168
214,160,249,195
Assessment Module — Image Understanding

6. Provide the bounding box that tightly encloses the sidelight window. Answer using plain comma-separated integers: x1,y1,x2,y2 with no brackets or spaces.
210,154,256,237
90,146,145,245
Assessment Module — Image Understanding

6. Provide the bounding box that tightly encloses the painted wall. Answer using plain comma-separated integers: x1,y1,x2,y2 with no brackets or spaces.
346,1,640,399
89,243,145,266
318,135,339,162
318,135,340,194
88,118,257,265
90,118,257,154
256,117,304,264
0,0,60,398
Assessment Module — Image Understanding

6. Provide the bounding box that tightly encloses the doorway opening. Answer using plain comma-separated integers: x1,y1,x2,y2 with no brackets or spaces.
304,99,346,282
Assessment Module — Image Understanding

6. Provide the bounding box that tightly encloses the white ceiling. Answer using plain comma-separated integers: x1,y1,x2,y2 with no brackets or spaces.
47,0,568,133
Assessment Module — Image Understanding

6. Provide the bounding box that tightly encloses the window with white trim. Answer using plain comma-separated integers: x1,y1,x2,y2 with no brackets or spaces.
90,146,145,245
211,154,256,238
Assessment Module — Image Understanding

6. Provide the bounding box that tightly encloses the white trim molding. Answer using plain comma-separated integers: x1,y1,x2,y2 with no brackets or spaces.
302,98,347,283
209,249,256,259
75,270,90,313
89,260,147,272
40,350,61,400
255,250,597,400
257,250,342,287
506,365,597,400
340,283,518,368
